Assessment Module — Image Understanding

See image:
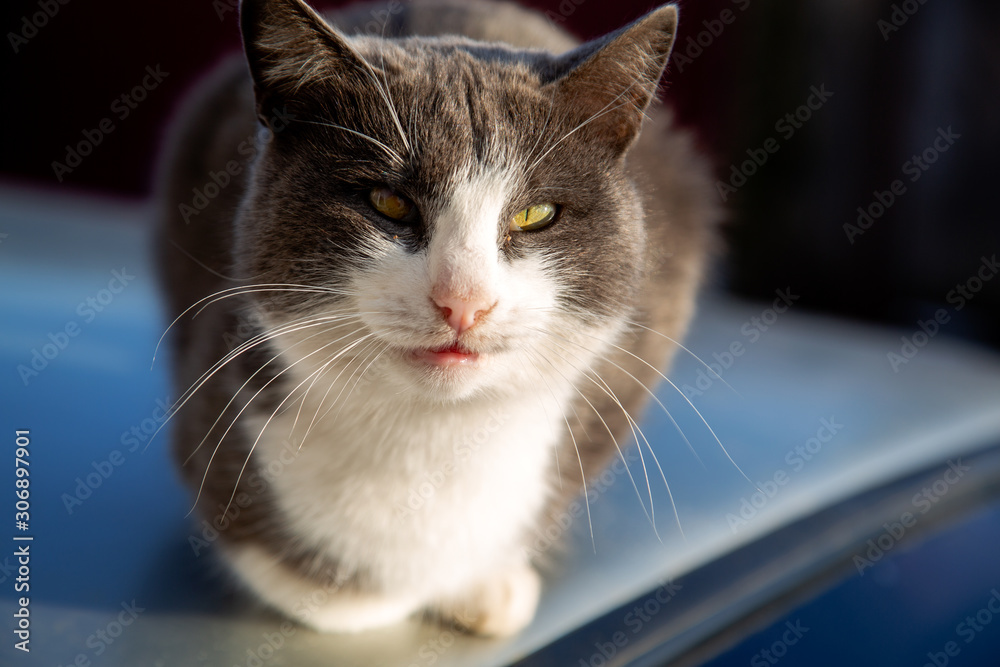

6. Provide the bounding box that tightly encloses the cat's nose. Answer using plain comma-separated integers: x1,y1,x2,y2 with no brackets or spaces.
433,293,495,334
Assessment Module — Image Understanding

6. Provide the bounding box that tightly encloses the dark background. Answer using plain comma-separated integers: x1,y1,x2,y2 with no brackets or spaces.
2,0,999,349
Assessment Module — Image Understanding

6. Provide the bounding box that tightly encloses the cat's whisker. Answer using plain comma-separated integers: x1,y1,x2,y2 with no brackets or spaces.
186,331,351,515
153,282,352,365
525,89,645,174
512,352,564,490
294,118,406,167
222,332,379,515
167,239,261,284
299,336,388,445
596,332,760,491
276,322,381,449
553,324,758,493
622,318,742,398
190,289,349,323
524,90,557,172
156,310,363,453
529,342,659,538
535,330,699,539
189,324,371,513
328,340,390,420
181,319,371,498
535,326,705,470
286,320,375,433
372,20,413,158
522,349,595,553
536,337,674,542
162,301,381,419
354,51,412,156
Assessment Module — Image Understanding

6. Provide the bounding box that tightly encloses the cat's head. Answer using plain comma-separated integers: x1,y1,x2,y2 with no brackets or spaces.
235,0,679,402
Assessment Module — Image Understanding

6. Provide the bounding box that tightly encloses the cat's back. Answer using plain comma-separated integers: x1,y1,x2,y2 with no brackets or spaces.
332,0,579,52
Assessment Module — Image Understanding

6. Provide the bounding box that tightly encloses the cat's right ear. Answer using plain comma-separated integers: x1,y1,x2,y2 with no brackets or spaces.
239,0,370,125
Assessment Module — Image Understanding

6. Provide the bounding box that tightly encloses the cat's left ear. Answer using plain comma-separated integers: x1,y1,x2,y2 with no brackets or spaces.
544,5,678,156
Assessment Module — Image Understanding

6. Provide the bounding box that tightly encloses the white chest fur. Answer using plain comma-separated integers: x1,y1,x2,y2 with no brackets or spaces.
249,373,566,598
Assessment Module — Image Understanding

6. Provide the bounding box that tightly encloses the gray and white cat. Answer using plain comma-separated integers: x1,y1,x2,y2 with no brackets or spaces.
158,0,715,637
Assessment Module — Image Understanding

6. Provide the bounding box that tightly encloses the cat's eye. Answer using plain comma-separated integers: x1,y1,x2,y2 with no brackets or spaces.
510,203,557,232
369,186,416,223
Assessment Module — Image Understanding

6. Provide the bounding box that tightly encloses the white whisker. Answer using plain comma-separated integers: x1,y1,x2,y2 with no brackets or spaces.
187,324,372,515
522,349,595,553
221,331,378,515
528,343,659,538
293,118,405,167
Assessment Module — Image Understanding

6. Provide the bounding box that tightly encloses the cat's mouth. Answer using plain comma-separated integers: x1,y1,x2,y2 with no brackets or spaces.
412,342,481,368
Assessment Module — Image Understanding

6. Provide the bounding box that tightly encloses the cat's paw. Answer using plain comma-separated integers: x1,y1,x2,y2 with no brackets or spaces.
303,591,423,634
225,543,422,633
441,564,542,637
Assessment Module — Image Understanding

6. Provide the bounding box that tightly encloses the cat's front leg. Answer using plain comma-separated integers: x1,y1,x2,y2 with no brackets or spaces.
225,543,424,633
434,562,542,637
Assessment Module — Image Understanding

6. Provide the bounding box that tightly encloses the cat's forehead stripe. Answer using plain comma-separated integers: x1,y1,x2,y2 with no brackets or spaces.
437,162,511,244
427,161,518,295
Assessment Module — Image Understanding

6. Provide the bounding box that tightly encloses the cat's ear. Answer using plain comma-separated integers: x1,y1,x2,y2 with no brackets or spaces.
239,0,371,124
545,5,678,156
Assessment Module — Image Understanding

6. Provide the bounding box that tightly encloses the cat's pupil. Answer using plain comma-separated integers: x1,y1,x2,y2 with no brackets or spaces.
511,203,557,232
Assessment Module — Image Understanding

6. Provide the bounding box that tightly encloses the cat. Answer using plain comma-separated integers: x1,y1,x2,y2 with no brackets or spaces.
157,0,716,637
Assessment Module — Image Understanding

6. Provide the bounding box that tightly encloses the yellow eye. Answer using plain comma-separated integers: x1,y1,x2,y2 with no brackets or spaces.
369,186,416,222
510,203,557,231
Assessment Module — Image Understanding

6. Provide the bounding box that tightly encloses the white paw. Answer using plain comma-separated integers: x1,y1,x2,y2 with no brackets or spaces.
442,564,542,637
302,592,422,633
225,543,422,633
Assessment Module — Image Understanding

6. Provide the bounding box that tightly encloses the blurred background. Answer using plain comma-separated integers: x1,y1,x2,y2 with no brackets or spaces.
2,0,998,349
3,2,1000,665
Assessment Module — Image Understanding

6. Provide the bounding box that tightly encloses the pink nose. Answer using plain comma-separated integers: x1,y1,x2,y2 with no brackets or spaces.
433,293,494,334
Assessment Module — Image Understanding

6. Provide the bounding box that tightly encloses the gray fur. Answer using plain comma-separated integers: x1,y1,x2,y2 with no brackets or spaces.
158,0,717,632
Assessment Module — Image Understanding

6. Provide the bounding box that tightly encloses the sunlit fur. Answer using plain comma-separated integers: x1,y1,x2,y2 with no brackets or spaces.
156,0,718,636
